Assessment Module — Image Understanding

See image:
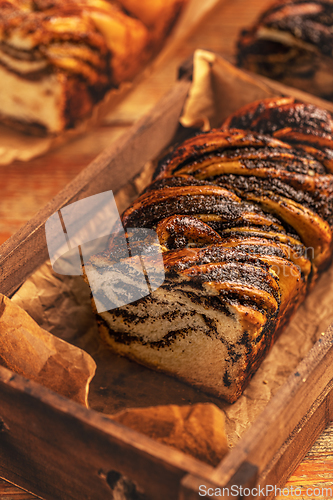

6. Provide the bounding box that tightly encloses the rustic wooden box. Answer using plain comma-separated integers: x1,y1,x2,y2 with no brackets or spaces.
0,61,333,500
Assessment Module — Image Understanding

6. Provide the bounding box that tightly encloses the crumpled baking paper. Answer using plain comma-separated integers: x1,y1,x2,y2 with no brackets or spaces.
111,403,229,466
180,49,333,131
0,293,96,407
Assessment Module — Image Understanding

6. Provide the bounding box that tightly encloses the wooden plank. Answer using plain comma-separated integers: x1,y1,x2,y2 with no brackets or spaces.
261,397,332,499
0,365,216,500
180,462,259,500
0,479,37,499
180,328,333,499
278,422,333,500
0,78,191,298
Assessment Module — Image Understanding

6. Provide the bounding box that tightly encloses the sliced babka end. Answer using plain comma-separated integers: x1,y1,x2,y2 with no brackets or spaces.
0,66,99,135
97,309,274,404
92,268,278,404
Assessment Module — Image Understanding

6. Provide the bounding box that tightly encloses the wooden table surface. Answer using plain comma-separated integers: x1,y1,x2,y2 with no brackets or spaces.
0,0,332,498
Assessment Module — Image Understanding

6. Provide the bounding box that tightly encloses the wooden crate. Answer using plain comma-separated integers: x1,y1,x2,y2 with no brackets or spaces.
0,62,333,500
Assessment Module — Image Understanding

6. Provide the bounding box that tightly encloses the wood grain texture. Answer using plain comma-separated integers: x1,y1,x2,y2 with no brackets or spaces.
277,423,333,500
0,0,333,498
0,479,37,499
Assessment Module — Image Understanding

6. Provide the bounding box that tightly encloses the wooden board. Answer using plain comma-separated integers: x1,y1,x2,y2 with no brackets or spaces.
0,365,216,500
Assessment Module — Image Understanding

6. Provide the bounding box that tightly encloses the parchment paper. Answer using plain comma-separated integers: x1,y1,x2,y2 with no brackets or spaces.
0,293,96,407
0,0,222,166
180,49,333,130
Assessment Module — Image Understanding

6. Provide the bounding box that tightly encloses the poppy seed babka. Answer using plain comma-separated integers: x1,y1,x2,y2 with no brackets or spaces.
85,97,333,403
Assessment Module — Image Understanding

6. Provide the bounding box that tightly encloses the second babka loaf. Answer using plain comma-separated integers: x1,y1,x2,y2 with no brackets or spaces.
85,97,333,403
0,0,186,135
237,0,333,100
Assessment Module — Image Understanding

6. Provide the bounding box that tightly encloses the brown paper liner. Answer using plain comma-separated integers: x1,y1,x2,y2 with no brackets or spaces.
0,294,96,407
180,50,333,130
111,403,229,467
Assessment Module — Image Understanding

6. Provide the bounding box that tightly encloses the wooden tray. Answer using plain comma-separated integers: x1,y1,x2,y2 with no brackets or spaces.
0,62,333,500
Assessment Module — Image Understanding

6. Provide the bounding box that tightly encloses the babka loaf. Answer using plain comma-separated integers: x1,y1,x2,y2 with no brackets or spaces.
0,0,185,135
237,1,333,101
85,97,333,403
